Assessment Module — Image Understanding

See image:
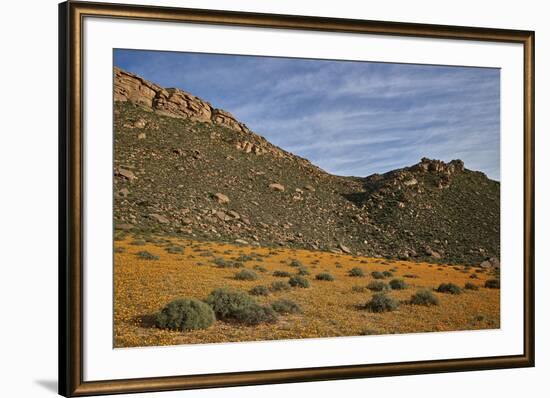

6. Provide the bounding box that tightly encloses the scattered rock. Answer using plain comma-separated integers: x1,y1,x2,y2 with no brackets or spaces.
133,118,147,128
304,185,316,192
149,213,169,224
115,223,134,230
213,192,230,204
117,188,130,198
269,183,285,192
338,243,351,254
137,132,146,140
480,257,500,268
235,239,248,245
227,210,240,219
116,168,137,181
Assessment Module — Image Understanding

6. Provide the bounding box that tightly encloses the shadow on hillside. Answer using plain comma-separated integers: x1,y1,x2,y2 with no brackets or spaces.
341,191,369,207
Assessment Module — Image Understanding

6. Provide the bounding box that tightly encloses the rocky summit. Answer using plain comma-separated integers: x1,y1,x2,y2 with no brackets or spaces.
113,68,500,265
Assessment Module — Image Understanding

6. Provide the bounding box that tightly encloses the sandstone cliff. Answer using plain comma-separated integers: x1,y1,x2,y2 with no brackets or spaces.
114,67,252,134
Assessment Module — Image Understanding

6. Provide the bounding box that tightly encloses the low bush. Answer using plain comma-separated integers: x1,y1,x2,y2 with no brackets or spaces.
273,270,291,278
205,288,254,319
165,246,184,254
410,289,439,306
289,259,303,267
130,240,146,246
352,285,367,293
253,265,267,273
234,269,258,281
316,273,335,281
485,279,500,289
155,298,215,331
348,267,365,277
436,283,462,295
212,257,243,268
464,282,479,290
365,293,399,313
288,275,310,288
205,288,276,325
270,281,291,292
136,251,159,260
382,270,394,278
469,273,479,279
271,299,302,314
403,274,419,278
233,305,278,325
389,279,407,290
367,281,389,291
370,271,385,279
297,267,310,276
249,285,270,296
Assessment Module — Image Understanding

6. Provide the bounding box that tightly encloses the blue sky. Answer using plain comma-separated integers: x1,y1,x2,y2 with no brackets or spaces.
115,49,500,180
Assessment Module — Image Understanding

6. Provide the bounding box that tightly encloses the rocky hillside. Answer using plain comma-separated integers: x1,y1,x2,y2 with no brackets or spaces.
113,67,500,265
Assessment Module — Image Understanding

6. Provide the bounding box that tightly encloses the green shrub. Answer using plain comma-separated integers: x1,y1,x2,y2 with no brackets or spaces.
205,288,255,319
367,281,389,292
249,285,270,296
205,288,276,325
410,289,439,306
316,272,335,281
136,251,159,260
236,254,254,262
253,265,267,273
371,271,385,279
212,257,243,268
289,275,310,288
485,279,500,289
297,267,310,276
155,298,215,331
211,253,232,268
470,273,479,279
403,274,419,278
273,270,291,278
165,246,184,254
352,285,367,293
234,269,258,281
349,267,365,277
464,282,479,290
289,259,303,267
382,270,394,278
389,279,407,290
271,299,302,314
365,293,399,313
436,283,462,295
234,304,278,325
130,240,146,246
270,281,291,292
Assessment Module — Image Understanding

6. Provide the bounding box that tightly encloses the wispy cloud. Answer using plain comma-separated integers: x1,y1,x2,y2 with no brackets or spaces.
115,50,500,180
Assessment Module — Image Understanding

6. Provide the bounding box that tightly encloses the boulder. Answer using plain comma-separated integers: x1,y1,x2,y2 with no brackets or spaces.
116,168,137,181
338,243,351,254
269,183,285,192
213,192,230,204
149,213,169,224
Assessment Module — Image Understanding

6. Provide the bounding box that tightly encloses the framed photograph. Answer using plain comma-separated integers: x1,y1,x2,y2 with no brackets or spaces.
59,1,534,396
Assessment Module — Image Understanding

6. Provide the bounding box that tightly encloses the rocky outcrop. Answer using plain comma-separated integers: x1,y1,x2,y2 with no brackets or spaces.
114,67,252,134
414,157,465,176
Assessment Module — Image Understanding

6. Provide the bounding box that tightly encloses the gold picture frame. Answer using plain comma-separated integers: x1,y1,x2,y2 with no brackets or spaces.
59,1,535,396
